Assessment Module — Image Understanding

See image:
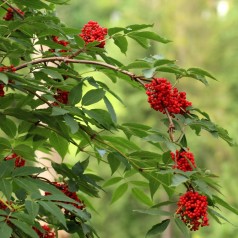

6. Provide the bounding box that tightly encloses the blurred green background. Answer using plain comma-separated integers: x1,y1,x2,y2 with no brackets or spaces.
57,0,238,237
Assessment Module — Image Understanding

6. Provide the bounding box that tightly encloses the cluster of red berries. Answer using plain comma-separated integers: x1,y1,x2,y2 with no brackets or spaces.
45,182,85,215
53,89,69,105
79,20,108,48
33,225,55,238
170,149,196,172
50,36,69,53
3,8,24,21
176,190,209,231
145,78,192,115
4,153,26,167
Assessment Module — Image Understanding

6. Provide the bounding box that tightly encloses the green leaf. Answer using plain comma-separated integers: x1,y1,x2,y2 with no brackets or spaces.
13,144,35,161
38,201,67,227
0,73,8,84
0,222,12,238
146,219,170,237
123,61,151,70
49,132,68,159
187,67,216,80
0,117,17,138
102,177,123,188
10,219,38,238
111,183,128,204
129,31,171,43
124,24,154,33
107,152,121,175
0,138,11,150
0,160,15,178
84,109,114,130
213,195,238,215
128,35,151,48
12,166,45,177
113,35,128,54
0,179,12,201
82,89,105,106
25,200,39,220
74,35,85,47
108,27,125,36
174,217,190,238
64,114,79,134
68,82,83,105
133,209,171,216
132,188,153,206
41,68,64,80
51,107,69,116
103,96,117,123
171,174,188,187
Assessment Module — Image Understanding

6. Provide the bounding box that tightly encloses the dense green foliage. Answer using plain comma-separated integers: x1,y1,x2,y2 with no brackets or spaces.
0,0,237,237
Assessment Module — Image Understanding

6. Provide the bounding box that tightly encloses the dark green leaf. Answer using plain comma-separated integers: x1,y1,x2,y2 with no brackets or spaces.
113,36,128,54
108,27,125,36
82,89,105,106
68,82,83,105
10,219,38,238
213,195,238,215
12,166,45,177
128,31,171,43
0,179,12,201
107,152,121,175
38,201,67,227
103,96,117,123
25,200,39,220
0,117,17,138
64,114,79,134
146,219,170,237
174,217,190,238
49,132,68,159
0,222,12,238
171,174,188,187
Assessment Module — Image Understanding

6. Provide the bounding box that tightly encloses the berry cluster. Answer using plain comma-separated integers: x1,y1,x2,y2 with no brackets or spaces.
4,153,26,168
53,89,69,105
50,36,69,52
145,78,192,115
170,149,196,172
33,225,55,238
3,8,24,21
45,182,85,215
176,190,209,231
79,20,108,48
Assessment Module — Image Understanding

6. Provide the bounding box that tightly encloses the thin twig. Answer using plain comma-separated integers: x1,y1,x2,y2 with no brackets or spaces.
1,0,24,19
165,108,175,142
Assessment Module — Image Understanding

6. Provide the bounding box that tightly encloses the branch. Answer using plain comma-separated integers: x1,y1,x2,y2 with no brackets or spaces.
165,108,175,142
14,57,146,85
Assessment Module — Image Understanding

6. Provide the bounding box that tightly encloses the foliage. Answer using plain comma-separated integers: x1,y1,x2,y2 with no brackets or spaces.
0,0,237,237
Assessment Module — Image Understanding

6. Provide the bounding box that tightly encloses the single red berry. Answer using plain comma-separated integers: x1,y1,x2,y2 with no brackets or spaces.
53,89,69,106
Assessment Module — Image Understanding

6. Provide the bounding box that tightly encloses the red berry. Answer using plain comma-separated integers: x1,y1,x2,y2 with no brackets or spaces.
4,153,26,168
176,190,209,231
3,8,24,21
53,89,69,106
33,225,55,238
145,78,192,116
79,20,108,48
50,36,69,52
